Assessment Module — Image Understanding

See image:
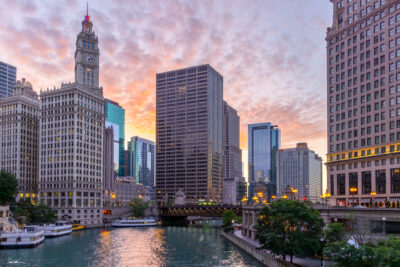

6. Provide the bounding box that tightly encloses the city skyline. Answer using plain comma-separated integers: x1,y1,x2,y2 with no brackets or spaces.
0,1,332,167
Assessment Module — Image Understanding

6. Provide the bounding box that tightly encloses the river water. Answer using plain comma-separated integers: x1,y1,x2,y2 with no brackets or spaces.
0,226,262,267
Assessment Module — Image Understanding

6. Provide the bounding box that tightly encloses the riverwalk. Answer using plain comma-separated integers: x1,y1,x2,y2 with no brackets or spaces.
221,230,334,267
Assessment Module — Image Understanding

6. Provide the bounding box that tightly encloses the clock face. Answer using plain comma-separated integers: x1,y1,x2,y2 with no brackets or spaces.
84,55,94,63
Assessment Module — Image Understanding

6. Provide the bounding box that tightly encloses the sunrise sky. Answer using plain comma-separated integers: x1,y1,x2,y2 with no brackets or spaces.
0,0,333,183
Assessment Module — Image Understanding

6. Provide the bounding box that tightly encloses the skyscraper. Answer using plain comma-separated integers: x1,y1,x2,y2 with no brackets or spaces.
248,123,281,200
104,99,125,176
326,0,400,206
156,64,224,203
38,11,104,226
127,136,155,187
223,101,242,181
277,143,322,202
0,61,17,100
0,79,40,202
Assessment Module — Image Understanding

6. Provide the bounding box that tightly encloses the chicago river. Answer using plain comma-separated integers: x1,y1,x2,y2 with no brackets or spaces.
0,227,262,266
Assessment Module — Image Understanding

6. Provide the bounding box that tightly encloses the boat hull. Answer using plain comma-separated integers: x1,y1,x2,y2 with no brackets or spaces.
0,237,45,249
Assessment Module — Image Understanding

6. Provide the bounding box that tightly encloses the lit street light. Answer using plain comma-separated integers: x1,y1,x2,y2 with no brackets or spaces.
370,191,376,207
350,187,357,206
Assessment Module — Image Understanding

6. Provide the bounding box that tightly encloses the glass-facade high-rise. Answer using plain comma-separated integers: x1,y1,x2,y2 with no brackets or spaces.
0,61,17,99
248,123,281,200
128,136,155,188
104,99,125,176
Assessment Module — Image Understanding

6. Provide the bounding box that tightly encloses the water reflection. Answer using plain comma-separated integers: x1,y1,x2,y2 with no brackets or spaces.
0,227,261,267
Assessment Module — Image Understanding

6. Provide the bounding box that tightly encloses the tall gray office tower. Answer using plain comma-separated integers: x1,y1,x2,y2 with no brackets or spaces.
127,136,155,187
248,123,281,200
38,11,104,226
0,61,17,99
0,79,40,202
277,143,323,202
223,101,242,181
156,64,224,203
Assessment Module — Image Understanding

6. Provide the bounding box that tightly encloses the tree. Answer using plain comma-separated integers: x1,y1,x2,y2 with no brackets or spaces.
0,170,18,205
12,199,56,224
131,198,149,218
222,210,238,232
30,204,57,223
254,199,324,263
323,222,345,243
371,237,400,266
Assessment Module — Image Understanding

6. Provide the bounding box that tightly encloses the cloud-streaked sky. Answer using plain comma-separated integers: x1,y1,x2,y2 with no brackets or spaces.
0,0,333,180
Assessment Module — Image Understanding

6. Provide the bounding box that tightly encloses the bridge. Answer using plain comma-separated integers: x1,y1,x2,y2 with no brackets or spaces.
158,204,242,225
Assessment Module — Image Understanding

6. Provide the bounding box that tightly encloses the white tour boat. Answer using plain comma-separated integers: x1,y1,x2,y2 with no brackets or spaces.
112,218,157,227
39,221,72,237
0,226,45,248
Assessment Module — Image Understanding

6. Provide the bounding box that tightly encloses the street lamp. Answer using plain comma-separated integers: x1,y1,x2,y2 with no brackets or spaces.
324,192,331,206
350,187,358,206
282,195,288,199
320,238,325,267
370,191,376,207
271,195,276,201
382,217,386,234
291,188,298,200
252,196,259,204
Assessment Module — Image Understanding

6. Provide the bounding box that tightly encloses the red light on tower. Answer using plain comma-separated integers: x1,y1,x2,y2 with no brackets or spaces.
303,196,307,201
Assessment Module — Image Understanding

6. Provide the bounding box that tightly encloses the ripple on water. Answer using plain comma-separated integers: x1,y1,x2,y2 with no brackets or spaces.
0,227,262,267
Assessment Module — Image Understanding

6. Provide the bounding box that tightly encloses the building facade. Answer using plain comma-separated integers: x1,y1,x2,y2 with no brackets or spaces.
248,123,281,200
104,99,125,176
127,136,155,187
326,0,400,206
0,79,40,202
156,64,224,203
103,126,114,203
0,61,16,100
223,102,242,181
277,143,323,202
222,177,247,204
38,12,104,226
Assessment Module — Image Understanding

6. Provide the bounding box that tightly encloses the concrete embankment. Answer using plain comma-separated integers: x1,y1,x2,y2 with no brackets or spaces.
221,231,297,267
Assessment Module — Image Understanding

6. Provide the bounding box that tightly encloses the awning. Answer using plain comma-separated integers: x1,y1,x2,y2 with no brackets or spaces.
389,198,400,202
375,197,387,202
348,198,359,203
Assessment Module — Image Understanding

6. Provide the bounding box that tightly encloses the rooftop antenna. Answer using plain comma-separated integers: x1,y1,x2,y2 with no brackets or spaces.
86,2,88,16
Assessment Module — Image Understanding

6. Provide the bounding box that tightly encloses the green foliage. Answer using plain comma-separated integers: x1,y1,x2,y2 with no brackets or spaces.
371,237,400,266
12,199,57,224
323,222,345,243
30,204,57,223
0,170,18,205
324,235,400,266
324,241,374,267
131,198,149,218
254,199,324,262
222,210,238,232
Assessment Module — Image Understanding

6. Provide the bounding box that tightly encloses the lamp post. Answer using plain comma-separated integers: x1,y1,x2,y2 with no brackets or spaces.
382,217,386,234
320,238,325,267
290,188,298,200
282,195,288,200
271,195,276,202
320,194,325,205
349,187,358,206
370,191,376,207
324,192,331,206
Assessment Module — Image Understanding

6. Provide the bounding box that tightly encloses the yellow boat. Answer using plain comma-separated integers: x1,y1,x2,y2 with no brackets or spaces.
71,224,85,231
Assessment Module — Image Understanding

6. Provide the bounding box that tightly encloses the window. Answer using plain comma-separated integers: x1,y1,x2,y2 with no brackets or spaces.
362,171,372,194
337,174,346,195
391,168,400,193
376,170,386,194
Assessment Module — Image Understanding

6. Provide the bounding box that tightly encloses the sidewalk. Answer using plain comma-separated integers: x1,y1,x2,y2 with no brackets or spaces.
233,230,333,267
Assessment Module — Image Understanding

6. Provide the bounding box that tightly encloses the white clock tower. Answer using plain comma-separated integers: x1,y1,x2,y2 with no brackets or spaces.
74,7,99,88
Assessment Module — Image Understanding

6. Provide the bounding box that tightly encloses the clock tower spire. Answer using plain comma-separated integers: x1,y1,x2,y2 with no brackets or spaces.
74,4,100,88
